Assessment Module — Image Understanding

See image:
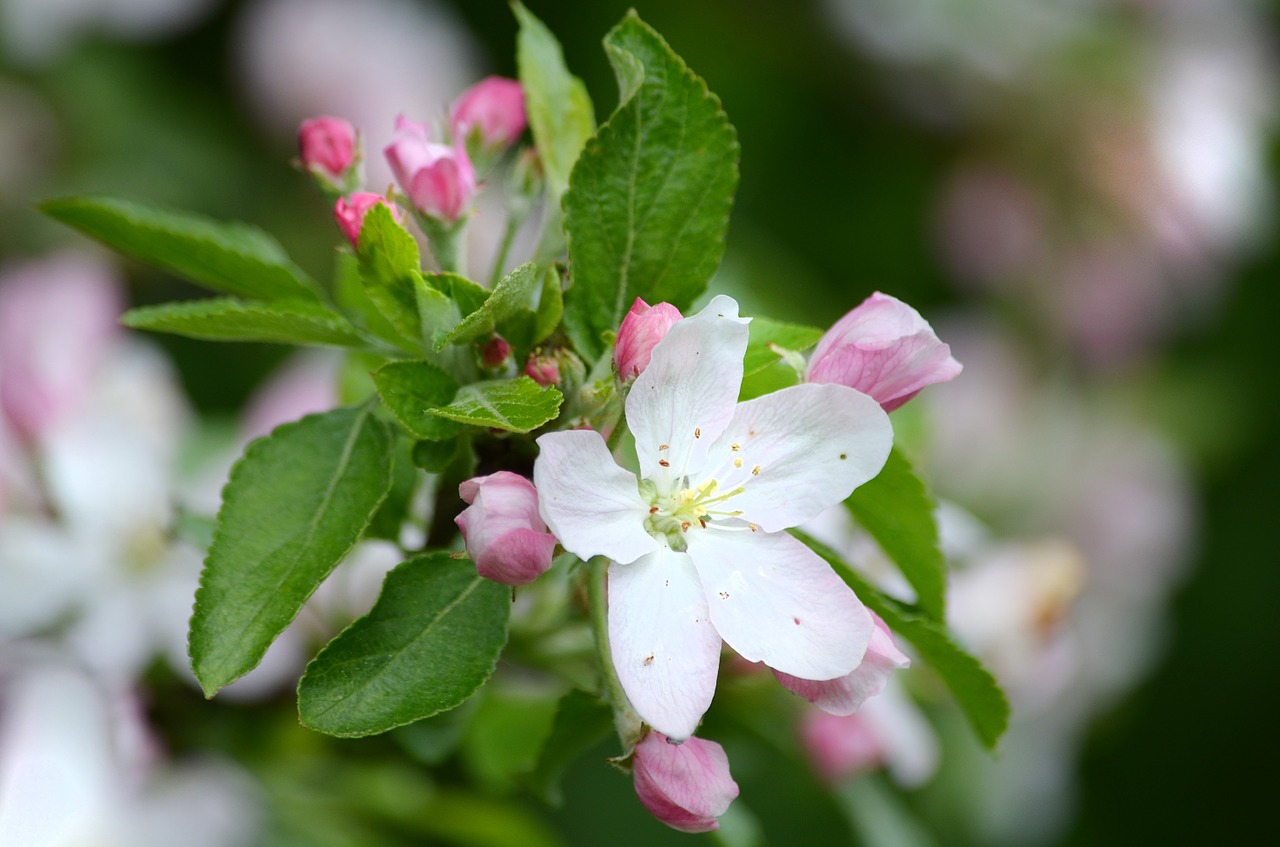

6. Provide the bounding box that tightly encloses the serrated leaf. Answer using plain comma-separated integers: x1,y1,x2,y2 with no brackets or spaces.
846,448,947,621
446,263,540,347
357,204,425,346
427,377,563,434
190,404,393,695
795,530,1010,751
525,689,614,806
298,554,510,737
334,248,413,351
365,435,419,541
742,317,823,377
533,264,565,346
373,360,463,441
42,195,319,301
122,298,365,347
562,12,739,359
514,1,595,199
427,272,490,317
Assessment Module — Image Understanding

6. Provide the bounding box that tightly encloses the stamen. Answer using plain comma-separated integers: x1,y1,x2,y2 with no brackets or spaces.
751,465,761,475
694,427,701,439
731,443,741,452
733,458,743,468
659,459,670,467
659,444,669,451
649,506,659,514
680,521,691,532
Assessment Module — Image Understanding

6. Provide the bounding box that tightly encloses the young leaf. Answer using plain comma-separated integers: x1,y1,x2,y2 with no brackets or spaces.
297,553,510,737
427,376,563,434
513,1,595,200
742,317,823,378
190,404,393,696
365,435,420,542
445,263,540,348
42,195,319,301
334,248,414,352
533,264,565,346
357,204,426,346
562,12,739,359
794,530,1010,751
372,360,463,441
846,448,947,621
525,689,615,806
122,298,365,347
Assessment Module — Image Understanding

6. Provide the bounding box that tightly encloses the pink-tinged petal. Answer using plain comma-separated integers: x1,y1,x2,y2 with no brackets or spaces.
613,297,683,383
455,471,556,586
609,549,721,741
450,76,527,149
702,382,892,532
686,528,872,680
627,295,749,486
383,115,476,222
800,710,885,784
533,430,659,565
806,292,962,412
632,732,739,833
775,614,910,715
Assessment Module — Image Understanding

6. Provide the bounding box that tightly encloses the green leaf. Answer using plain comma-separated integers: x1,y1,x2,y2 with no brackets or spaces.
533,264,565,346
525,689,614,806
460,682,563,793
334,248,413,351
364,435,419,542
190,404,393,696
372,360,462,441
297,553,510,737
562,12,739,359
428,377,563,434
356,204,425,346
427,272,490,317
412,438,460,473
846,448,947,621
42,195,319,301
742,317,823,378
514,1,595,199
794,530,1010,751
445,263,540,348
122,298,365,347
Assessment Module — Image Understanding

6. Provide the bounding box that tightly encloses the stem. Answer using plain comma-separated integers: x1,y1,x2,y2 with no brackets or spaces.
419,215,467,275
487,207,528,288
587,556,644,748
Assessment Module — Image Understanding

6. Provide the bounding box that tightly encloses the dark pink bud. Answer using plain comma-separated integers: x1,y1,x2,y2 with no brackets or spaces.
451,77,527,150
455,472,557,586
523,353,560,387
298,116,357,180
806,292,962,412
632,732,739,833
613,297,682,383
481,337,512,368
333,192,399,248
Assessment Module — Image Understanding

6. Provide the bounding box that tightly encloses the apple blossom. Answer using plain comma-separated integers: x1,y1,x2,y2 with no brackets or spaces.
774,613,910,715
632,731,739,833
806,292,962,412
297,116,358,187
450,76,527,151
333,192,399,248
455,471,558,586
383,114,475,223
535,296,893,740
613,297,682,383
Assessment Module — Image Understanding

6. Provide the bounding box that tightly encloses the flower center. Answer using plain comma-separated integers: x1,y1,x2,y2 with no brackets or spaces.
642,478,745,551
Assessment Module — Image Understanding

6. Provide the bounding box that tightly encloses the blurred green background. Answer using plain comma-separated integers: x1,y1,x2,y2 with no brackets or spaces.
2,0,1277,844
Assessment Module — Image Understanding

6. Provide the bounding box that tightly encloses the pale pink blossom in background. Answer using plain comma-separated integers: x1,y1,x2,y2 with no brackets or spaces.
632,732,739,833
241,352,340,441
297,115,357,182
800,679,938,787
451,76,527,150
613,297,682,383
384,114,475,223
456,472,558,586
536,296,892,740
806,291,961,412
775,613,910,715
333,192,399,248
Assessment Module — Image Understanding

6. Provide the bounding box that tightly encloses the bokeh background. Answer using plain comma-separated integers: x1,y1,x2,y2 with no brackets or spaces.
2,0,1277,844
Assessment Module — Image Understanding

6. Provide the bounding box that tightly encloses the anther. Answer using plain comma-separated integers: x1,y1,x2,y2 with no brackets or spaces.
694,427,701,438
659,459,670,467
733,458,743,468
649,506,659,514
680,521,691,532
731,443,740,452
659,444,669,450
751,465,761,475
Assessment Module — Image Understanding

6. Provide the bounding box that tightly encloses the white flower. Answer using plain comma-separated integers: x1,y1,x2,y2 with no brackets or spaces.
534,296,893,740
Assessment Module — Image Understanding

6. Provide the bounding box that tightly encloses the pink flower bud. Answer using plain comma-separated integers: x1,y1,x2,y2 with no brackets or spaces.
481,337,512,368
774,614,910,716
451,76,527,150
333,192,399,248
806,292,962,412
800,710,885,784
632,732,739,833
384,115,476,223
523,353,559,387
455,471,557,586
298,116,358,181
613,297,682,383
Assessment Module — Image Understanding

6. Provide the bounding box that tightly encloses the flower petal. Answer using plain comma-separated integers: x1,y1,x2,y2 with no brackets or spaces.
686,528,872,680
534,430,659,565
702,383,892,531
627,296,749,488
774,613,910,715
609,548,721,741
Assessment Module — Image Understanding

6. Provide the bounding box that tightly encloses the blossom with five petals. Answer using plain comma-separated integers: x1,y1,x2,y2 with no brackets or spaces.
534,296,893,740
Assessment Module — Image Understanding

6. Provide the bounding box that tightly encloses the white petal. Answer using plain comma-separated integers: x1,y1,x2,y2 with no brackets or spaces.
609,548,722,741
686,528,872,680
534,430,659,565
702,383,892,531
627,295,750,488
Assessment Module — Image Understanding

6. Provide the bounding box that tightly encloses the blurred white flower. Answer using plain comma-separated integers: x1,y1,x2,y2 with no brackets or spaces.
0,0,219,66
